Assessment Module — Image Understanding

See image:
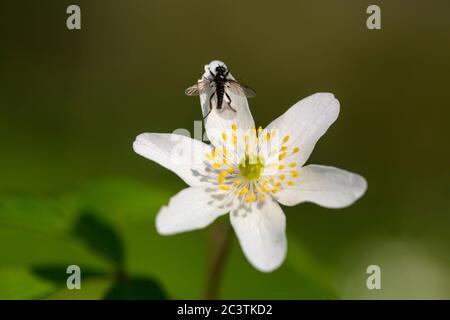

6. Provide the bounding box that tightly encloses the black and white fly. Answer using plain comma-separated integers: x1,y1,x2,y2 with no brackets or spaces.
185,61,256,119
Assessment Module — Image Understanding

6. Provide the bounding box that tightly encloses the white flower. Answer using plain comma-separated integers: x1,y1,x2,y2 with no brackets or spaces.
133,63,367,272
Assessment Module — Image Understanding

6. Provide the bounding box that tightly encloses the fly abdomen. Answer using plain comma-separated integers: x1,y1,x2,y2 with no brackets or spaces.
216,82,225,109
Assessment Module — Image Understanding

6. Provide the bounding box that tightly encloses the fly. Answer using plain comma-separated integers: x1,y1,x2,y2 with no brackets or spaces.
185,61,256,119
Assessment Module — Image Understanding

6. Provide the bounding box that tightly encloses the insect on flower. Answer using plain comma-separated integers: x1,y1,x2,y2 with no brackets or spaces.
185,60,256,120
133,84,368,272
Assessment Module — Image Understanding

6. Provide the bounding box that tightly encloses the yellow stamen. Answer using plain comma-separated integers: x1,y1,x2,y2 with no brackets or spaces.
213,162,221,168
259,194,266,202
282,135,290,143
289,162,297,168
279,152,287,160
278,164,285,170
219,185,230,191
280,146,288,151
292,147,300,154
231,123,237,131
222,133,227,141
234,180,241,186
257,126,263,135
245,193,257,203
279,175,285,180
219,171,230,177
291,170,299,177
239,187,249,197
287,181,294,186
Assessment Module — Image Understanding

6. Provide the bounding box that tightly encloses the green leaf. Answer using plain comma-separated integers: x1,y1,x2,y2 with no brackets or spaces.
44,277,114,300
72,210,124,267
31,264,105,284
104,277,166,300
0,267,56,300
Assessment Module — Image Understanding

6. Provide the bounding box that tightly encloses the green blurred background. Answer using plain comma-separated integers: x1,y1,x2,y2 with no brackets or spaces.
1,0,449,299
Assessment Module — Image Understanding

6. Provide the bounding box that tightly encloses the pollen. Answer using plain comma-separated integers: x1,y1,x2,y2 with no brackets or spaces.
222,158,228,165
292,147,300,154
219,185,231,191
257,126,263,135
287,181,295,186
278,164,285,170
259,194,266,202
291,170,299,177
279,175,285,180
279,152,287,160
289,162,297,168
234,180,241,186
282,135,290,144
272,188,279,194
222,133,227,141
232,123,237,131
213,162,221,169
280,146,288,151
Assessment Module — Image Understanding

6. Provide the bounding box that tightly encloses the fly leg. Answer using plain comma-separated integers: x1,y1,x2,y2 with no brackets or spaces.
225,92,236,113
204,92,215,120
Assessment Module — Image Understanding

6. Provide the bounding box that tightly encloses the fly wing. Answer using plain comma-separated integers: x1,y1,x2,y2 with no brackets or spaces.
226,80,256,97
185,79,213,96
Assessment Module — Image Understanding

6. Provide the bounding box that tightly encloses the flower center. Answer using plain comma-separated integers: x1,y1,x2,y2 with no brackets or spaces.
239,155,264,181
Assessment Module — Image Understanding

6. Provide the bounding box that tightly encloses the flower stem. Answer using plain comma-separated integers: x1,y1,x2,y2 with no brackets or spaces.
204,219,232,299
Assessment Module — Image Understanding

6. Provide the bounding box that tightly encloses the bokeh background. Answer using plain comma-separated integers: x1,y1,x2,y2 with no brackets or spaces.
0,0,449,299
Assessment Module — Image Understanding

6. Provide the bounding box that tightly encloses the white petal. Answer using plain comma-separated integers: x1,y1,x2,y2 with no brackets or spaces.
133,133,212,187
156,187,230,235
230,200,287,272
276,164,367,208
263,93,340,166
199,61,255,148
